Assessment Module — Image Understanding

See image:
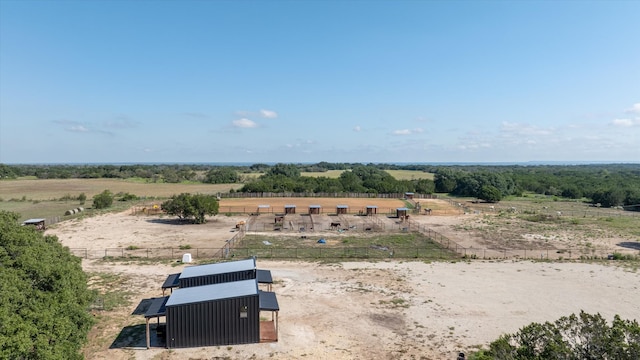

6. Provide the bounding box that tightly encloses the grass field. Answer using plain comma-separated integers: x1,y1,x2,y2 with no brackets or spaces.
0,179,243,221
0,178,242,200
231,233,456,260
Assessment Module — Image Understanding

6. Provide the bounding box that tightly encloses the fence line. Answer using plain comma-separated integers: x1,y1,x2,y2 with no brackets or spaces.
68,245,637,261
220,192,438,199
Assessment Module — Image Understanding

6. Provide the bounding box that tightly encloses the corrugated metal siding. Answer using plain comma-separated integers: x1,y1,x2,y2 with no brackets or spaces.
179,269,256,288
166,294,260,348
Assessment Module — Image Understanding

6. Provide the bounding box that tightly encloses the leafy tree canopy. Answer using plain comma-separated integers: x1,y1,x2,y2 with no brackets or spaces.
471,311,640,360
92,189,114,209
0,211,95,360
161,193,219,224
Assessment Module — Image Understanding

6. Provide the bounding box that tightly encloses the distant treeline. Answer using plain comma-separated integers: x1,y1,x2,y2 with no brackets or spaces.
1,163,639,209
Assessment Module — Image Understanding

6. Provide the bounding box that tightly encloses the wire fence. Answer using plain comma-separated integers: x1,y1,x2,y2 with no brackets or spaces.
68,216,639,261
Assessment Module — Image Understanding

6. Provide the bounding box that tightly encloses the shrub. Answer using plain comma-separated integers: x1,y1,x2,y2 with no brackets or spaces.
92,190,114,209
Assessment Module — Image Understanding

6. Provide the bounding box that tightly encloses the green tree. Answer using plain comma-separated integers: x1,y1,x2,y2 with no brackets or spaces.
0,211,95,359
205,167,240,184
473,311,640,359
478,185,502,203
161,193,219,224
92,190,114,209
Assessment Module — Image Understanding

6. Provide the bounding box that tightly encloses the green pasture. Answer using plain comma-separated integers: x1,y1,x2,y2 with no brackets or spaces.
383,170,435,180
0,179,241,221
230,232,457,260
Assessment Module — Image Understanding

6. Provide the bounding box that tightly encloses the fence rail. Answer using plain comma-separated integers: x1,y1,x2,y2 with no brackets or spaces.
220,192,438,199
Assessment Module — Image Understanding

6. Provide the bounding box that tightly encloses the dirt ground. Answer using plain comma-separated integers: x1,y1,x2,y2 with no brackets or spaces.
45,199,640,360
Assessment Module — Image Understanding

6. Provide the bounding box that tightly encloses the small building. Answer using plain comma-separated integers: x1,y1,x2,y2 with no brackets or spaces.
22,218,46,231
284,205,296,214
257,204,270,214
396,207,409,218
405,192,415,200
145,279,280,348
308,204,321,214
365,205,378,215
336,204,348,214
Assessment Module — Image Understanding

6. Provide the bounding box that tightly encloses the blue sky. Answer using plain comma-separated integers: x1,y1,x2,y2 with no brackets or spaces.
1,1,638,164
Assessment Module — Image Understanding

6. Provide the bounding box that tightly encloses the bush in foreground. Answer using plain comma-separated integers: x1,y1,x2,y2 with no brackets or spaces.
0,211,95,359
470,311,639,359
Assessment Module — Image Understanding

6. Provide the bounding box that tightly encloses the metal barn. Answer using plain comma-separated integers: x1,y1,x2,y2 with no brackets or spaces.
336,204,348,214
164,279,279,348
178,258,256,288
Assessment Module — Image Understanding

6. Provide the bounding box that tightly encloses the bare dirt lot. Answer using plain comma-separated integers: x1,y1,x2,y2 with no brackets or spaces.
45,198,640,360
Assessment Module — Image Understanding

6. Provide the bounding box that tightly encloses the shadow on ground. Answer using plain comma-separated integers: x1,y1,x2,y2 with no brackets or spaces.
110,323,166,349
146,218,192,225
617,242,640,250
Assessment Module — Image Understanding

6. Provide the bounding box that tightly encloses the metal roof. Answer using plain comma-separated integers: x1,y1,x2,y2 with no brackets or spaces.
166,279,258,307
162,273,181,289
259,291,279,311
336,205,348,208
258,204,270,208
144,296,169,318
179,258,256,279
366,205,378,208
23,218,45,224
284,204,296,208
396,207,410,211
257,269,273,284
309,205,321,208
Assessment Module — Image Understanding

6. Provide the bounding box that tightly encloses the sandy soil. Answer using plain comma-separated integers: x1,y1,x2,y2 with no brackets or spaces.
45,206,640,360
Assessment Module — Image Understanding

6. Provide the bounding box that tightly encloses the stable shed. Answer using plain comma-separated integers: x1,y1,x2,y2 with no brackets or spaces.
308,204,321,214
365,205,378,215
396,207,409,218
164,279,278,348
179,258,256,288
23,218,46,231
284,205,296,214
405,192,415,199
336,204,348,214
257,205,270,214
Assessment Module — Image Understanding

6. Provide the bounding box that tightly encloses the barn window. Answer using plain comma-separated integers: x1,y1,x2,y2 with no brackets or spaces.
240,305,248,318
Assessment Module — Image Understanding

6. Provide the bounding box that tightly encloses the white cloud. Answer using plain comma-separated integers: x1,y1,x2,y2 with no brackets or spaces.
610,118,639,127
353,125,361,132
626,103,640,114
69,125,89,132
392,128,423,135
393,129,412,135
260,109,278,118
232,118,258,128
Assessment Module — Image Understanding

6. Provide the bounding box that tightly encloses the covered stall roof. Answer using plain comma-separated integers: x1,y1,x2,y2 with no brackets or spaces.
143,296,170,349
23,218,46,230
259,291,279,311
144,296,169,318
161,273,180,295
257,269,273,291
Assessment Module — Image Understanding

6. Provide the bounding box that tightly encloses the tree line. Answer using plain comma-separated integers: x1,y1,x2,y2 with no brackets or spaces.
2,163,640,208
